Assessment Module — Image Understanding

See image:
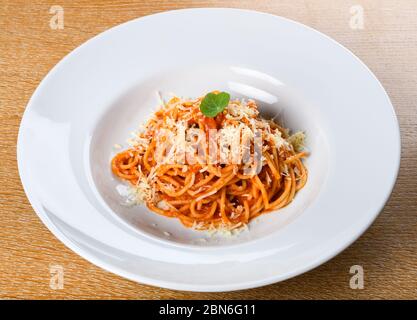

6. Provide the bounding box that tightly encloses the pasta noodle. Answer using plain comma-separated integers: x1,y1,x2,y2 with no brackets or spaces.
111,94,308,230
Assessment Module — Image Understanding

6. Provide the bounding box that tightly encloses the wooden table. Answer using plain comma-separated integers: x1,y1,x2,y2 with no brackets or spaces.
1,0,416,299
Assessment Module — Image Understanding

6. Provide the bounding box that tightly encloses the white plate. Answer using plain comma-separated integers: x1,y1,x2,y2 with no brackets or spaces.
17,8,400,292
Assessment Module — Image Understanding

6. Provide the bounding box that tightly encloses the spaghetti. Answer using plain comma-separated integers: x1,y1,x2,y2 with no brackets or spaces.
111,94,308,230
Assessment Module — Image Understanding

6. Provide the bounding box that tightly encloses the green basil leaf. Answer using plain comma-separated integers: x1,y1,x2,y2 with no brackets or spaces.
200,92,230,118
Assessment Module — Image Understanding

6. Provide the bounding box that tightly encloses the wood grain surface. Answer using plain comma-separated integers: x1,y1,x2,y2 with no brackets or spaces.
0,0,416,300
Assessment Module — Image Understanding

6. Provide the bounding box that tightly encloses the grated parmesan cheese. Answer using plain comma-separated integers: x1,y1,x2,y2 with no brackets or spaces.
288,131,306,152
271,130,290,149
156,200,171,210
